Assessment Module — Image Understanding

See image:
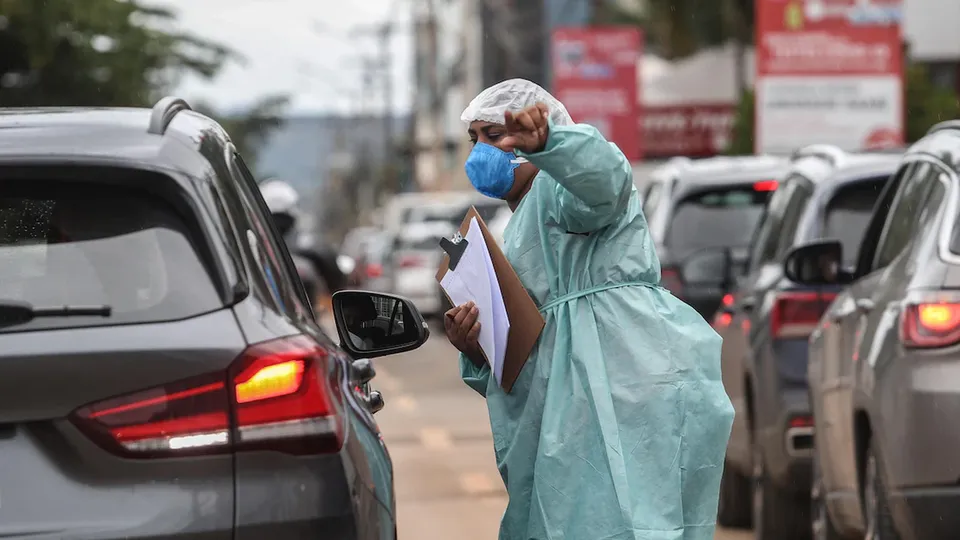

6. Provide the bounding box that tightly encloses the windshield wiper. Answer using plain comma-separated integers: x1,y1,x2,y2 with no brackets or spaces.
0,301,112,328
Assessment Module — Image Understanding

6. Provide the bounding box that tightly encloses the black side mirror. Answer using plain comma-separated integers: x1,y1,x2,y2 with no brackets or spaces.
783,240,847,285
679,247,734,289
332,290,429,359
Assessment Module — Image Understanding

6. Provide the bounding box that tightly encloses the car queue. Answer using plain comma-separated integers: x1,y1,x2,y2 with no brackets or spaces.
660,122,960,540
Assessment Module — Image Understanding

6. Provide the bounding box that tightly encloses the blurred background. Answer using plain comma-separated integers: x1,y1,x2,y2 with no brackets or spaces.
1,1,957,539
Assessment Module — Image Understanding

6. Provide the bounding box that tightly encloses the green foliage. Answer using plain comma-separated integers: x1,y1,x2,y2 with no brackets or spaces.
194,95,291,170
622,0,752,59
724,88,754,155
905,63,960,142
0,0,233,107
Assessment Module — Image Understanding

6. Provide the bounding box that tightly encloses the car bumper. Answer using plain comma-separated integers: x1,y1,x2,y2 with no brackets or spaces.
889,487,960,540
762,385,813,493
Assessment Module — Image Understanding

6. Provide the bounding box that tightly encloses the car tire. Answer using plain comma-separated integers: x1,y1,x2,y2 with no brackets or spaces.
863,443,900,540
811,452,843,540
752,437,810,540
717,460,753,528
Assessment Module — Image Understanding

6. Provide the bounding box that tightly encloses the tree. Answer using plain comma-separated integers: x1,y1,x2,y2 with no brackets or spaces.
194,94,291,170
0,0,232,107
905,63,960,143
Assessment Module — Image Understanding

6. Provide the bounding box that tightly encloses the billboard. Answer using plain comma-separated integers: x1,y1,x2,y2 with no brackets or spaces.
552,27,643,161
755,0,904,154
643,104,738,158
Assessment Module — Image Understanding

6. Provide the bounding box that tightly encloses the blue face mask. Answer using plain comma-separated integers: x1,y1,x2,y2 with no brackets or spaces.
464,142,526,199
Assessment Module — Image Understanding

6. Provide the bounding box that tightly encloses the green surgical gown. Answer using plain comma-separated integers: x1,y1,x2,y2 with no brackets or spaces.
459,122,735,540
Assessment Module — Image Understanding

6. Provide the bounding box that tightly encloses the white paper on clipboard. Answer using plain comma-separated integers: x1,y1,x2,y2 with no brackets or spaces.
438,217,510,384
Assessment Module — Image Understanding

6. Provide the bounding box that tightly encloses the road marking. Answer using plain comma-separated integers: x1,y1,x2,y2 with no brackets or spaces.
395,394,418,412
459,472,499,495
419,427,454,450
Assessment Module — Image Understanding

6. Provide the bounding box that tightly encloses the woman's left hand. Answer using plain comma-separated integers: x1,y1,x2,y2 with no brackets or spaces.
502,103,550,154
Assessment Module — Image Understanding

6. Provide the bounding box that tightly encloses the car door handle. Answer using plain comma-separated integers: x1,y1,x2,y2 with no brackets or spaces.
856,299,875,314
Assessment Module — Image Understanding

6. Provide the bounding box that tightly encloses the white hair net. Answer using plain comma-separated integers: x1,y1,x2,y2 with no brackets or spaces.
461,78,573,127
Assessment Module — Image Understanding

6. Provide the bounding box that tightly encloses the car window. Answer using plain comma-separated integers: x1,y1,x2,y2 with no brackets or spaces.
874,162,937,269
229,153,310,319
664,185,772,259
748,179,797,271
642,182,663,219
774,180,813,259
822,178,887,267
0,178,222,333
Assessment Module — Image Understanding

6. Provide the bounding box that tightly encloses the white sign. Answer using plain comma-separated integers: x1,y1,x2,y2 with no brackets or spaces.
756,76,902,154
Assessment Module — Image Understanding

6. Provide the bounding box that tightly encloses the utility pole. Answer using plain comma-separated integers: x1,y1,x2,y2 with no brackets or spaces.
378,23,393,164
424,0,446,191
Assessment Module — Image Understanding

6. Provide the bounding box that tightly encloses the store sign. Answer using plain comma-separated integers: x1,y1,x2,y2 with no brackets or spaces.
552,26,643,160
642,104,737,157
755,0,904,153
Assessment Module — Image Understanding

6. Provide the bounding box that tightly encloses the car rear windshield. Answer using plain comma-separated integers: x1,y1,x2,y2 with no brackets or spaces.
665,186,771,256
822,178,886,267
0,179,222,332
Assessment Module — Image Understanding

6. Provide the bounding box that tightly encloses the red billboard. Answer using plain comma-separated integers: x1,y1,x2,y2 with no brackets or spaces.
755,0,904,153
552,27,642,161
642,104,737,158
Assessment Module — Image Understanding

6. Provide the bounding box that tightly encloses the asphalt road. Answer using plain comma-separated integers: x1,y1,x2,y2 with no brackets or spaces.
370,329,751,540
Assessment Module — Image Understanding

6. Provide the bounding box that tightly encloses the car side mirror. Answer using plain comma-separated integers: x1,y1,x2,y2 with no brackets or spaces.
333,290,429,359
679,247,734,289
783,240,849,285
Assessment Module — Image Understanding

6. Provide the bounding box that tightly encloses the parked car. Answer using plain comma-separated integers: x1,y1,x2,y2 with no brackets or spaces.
710,145,901,538
0,97,430,540
391,220,456,318
642,155,788,318
787,122,960,540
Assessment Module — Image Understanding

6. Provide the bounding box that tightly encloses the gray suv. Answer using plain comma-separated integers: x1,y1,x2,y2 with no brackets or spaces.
0,98,427,539
793,122,960,539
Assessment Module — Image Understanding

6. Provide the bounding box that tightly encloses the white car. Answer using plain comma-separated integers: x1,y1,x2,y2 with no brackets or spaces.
391,221,456,317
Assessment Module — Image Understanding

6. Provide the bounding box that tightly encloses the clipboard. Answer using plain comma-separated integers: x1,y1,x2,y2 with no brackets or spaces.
436,206,545,392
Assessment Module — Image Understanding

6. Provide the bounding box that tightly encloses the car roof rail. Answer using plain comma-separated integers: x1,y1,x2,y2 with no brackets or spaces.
147,96,192,135
790,144,845,166
926,120,960,136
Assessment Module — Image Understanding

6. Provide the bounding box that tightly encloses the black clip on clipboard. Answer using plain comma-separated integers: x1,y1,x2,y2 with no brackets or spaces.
439,232,468,271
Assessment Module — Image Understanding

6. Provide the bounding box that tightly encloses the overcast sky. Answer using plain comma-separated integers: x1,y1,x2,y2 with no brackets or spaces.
160,0,415,115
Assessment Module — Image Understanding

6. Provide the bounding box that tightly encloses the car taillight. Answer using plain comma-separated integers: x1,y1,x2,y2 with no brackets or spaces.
661,267,684,297
72,335,344,458
753,179,779,192
713,311,733,329
398,255,423,268
366,263,383,278
900,302,960,348
770,291,836,339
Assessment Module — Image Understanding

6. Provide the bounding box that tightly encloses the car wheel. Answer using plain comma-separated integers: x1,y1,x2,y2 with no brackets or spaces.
811,452,842,540
752,435,810,540
717,460,753,528
863,443,900,540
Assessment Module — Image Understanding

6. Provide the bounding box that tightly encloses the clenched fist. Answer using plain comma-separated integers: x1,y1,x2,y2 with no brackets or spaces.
501,103,550,154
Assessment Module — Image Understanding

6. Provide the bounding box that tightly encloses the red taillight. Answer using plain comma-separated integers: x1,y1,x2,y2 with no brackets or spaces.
366,263,383,278
789,415,814,429
754,179,779,192
713,311,733,329
722,293,734,307
901,302,960,348
72,335,343,458
398,255,423,268
770,291,836,339
661,267,684,297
